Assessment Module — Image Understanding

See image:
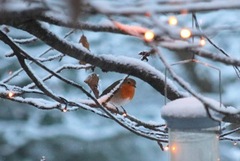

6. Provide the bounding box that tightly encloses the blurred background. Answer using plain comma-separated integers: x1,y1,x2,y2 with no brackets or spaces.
1,2,240,161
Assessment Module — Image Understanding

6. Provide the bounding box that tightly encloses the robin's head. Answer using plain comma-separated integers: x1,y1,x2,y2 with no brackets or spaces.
119,78,136,100
122,78,136,88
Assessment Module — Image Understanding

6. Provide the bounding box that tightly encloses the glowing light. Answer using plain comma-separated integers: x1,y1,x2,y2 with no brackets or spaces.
171,146,176,152
8,91,14,98
180,28,191,39
122,113,127,117
164,146,169,151
144,30,155,42
199,37,206,46
168,16,178,26
62,108,67,112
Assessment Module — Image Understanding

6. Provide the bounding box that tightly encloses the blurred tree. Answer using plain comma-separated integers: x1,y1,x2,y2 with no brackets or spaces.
1,0,240,161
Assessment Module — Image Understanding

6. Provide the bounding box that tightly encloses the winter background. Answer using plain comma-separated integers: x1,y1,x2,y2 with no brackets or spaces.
1,1,240,161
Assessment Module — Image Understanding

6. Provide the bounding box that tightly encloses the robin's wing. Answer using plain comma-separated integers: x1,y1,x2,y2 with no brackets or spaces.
100,79,122,97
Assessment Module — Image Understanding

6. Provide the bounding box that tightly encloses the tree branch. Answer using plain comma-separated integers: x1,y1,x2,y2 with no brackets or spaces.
38,14,128,35
8,20,240,124
153,43,240,124
91,1,240,15
0,1,48,24
14,20,185,101
0,30,169,142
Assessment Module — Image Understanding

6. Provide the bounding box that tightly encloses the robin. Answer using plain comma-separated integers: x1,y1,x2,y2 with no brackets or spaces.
99,78,136,110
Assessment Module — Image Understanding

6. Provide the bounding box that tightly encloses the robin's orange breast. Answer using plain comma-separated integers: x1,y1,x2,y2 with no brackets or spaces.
120,83,135,100
100,78,136,107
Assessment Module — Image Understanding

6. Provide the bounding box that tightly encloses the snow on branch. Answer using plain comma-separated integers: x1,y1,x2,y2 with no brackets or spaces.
0,28,173,145
25,63,93,89
0,83,59,110
13,36,38,44
38,14,127,35
14,20,185,100
157,39,240,67
2,0,240,146
10,97,61,110
0,30,95,109
91,0,240,15
191,48,240,67
0,0,48,23
32,15,240,70
153,44,240,124
2,29,75,84
0,30,170,143
7,19,240,124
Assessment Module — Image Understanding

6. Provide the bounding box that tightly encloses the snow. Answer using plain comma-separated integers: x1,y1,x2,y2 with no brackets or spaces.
72,42,92,54
1,1,42,11
99,54,186,96
91,0,240,15
2,1,240,160
161,96,224,118
13,37,37,44
160,40,200,50
13,97,60,109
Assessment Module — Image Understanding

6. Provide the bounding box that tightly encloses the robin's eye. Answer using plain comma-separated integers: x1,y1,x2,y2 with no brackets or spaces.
127,81,131,84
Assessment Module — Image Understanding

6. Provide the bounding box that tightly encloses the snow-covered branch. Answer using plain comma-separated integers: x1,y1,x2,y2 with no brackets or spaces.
38,14,127,35
0,0,48,23
0,30,169,143
14,20,185,100
5,19,239,124
91,0,240,15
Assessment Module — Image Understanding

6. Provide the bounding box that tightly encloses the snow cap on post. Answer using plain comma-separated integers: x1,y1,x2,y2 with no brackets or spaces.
161,97,221,129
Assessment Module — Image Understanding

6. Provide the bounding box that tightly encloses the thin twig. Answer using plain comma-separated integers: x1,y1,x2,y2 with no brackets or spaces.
192,13,240,78
2,29,75,83
153,44,228,119
25,64,92,89
13,37,38,44
220,127,240,137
